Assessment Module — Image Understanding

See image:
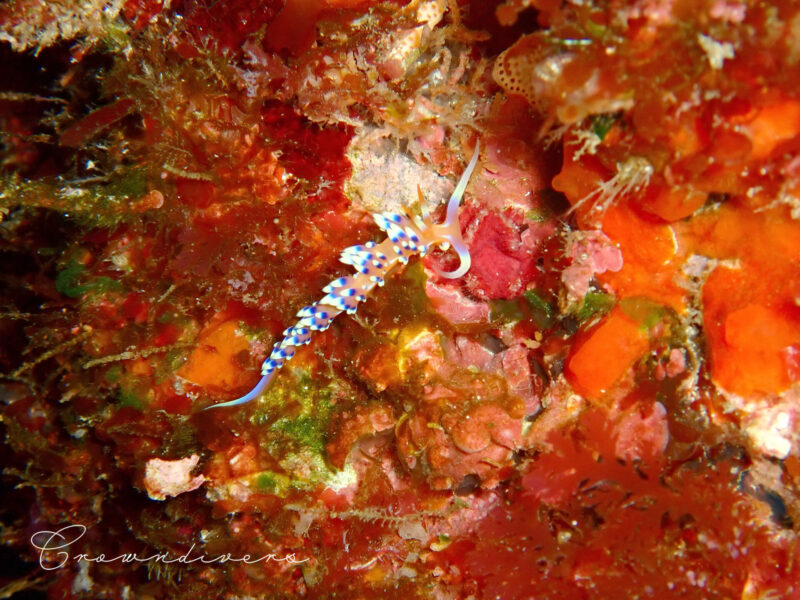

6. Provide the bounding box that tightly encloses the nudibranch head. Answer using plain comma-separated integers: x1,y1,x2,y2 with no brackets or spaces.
426,141,480,279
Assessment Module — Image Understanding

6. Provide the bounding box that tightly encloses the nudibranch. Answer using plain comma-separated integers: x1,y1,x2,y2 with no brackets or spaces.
204,142,480,410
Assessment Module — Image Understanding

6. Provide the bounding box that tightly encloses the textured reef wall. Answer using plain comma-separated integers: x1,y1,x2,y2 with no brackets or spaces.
1,1,799,598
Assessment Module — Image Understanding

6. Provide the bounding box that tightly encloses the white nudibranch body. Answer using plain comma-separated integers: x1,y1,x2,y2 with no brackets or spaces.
204,142,480,409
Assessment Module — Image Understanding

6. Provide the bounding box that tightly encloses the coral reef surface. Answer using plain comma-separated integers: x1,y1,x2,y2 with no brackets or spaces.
1,0,799,598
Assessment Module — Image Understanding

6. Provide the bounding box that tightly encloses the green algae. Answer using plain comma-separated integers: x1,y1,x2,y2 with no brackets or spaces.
0,167,154,229
523,289,556,329
574,291,616,323
55,259,124,299
490,298,526,325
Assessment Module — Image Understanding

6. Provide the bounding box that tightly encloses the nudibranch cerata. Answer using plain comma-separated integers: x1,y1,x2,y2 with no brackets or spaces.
204,142,480,409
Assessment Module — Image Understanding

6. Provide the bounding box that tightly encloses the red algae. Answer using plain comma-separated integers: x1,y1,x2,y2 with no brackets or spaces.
2,0,800,599
449,409,799,600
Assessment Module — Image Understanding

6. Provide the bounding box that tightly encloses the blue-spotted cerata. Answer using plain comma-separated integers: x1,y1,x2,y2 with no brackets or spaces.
203,142,480,410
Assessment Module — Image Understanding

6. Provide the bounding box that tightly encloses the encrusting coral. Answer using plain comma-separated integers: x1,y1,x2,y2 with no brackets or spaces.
1,1,799,598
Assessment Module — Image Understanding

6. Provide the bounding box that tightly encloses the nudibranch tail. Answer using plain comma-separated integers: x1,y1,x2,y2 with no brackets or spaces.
201,372,275,410
203,142,480,410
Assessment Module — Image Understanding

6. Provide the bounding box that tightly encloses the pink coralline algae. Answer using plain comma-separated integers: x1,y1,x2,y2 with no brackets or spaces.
396,396,524,490
561,230,624,302
144,455,206,501
461,209,539,300
2,0,800,599
612,400,670,463
424,278,491,325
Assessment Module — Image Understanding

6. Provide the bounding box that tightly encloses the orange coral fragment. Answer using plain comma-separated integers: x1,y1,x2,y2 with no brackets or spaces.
745,98,800,160
725,304,800,352
636,182,707,222
712,303,800,395
551,156,608,208
702,253,800,397
598,202,684,312
179,320,251,388
566,307,650,400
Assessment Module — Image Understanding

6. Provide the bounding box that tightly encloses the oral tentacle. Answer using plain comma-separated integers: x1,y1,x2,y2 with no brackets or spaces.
445,140,480,227
432,238,472,279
